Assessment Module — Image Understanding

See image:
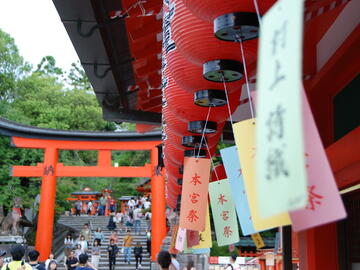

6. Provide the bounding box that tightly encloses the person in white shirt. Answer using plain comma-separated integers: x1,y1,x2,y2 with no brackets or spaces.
144,198,151,209
87,201,92,215
45,254,56,269
225,254,239,270
170,254,180,270
127,198,135,210
133,206,142,235
77,235,88,254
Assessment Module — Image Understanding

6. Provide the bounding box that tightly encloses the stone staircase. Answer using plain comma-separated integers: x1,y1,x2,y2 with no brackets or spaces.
57,215,151,270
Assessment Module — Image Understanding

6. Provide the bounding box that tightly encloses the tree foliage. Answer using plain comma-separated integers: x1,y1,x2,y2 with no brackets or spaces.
0,30,29,102
0,29,144,218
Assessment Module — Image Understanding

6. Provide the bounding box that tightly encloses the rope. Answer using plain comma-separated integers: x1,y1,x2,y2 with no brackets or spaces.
239,38,255,119
253,0,263,28
205,140,219,181
222,76,234,126
196,106,212,159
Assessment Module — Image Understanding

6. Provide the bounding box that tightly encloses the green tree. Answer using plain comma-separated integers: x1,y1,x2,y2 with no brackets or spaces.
36,56,63,77
0,29,29,101
66,61,92,91
0,29,146,221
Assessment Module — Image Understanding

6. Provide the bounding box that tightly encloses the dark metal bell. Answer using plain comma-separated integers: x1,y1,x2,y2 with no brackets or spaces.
182,135,207,148
184,149,207,158
194,90,227,107
203,59,244,82
214,12,260,42
188,120,217,134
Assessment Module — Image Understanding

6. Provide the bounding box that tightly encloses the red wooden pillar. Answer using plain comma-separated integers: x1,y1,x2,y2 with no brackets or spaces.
259,260,266,270
35,147,58,261
150,147,166,261
298,223,339,270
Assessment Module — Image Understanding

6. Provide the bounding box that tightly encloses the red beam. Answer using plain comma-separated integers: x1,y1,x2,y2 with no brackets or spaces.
11,137,161,150
56,163,152,177
326,127,360,189
12,163,153,178
11,163,44,177
326,127,360,172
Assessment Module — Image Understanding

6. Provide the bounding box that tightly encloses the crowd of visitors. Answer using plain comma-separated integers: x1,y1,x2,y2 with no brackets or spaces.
0,196,158,270
73,196,115,217
63,195,152,270
72,195,152,218
0,245,55,270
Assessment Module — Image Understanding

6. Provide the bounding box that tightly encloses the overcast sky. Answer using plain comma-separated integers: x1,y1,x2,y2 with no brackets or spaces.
0,0,79,72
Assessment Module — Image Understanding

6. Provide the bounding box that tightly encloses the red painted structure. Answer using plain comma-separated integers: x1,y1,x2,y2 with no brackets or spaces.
10,137,166,262
66,187,101,215
49,0,359,268
160,0,360,269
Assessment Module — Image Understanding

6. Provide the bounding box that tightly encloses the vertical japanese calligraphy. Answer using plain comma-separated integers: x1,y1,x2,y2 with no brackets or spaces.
251,233,265,249
289,90,346,231
256,0,307,217
233,119,291,230
209,179,239,246
175,227,186,252
179,157,211,231
43,165,55,176
221,146,256,236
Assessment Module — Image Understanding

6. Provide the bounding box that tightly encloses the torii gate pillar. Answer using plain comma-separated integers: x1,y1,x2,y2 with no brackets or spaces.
11,137,165,261
150,147,166,261
35,147,58,259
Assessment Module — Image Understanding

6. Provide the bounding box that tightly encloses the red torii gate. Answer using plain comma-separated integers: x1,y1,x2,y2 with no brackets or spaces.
10,136,166,261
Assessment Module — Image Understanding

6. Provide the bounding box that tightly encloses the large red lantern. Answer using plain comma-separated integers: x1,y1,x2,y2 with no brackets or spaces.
164,80,240,126
181,0,276,42
182,0,275,22
163,140,184,166
164,124,222,150
164,157,183,179
164,74,240,120
167,176,182,193
172,0,259,66
164,125,214,151
167,48,248,90
166,179,182,199
166,194,177,209
168,174,182,188
163,105,222,136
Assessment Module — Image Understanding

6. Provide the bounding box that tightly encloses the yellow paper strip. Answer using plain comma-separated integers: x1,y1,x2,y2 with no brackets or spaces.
233,118,291,230
192,207,212,249
251,233,265,249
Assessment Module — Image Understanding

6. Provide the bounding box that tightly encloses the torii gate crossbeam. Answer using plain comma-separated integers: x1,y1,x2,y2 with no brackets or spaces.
10,136,166,262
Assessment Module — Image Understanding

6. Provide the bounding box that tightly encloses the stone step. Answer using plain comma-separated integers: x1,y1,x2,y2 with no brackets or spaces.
56,216,152,270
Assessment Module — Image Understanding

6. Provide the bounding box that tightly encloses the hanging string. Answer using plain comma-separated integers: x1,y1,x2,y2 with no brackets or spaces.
221,75,234,127
253,0,263,28
238,37,256,119
196,106,212,159
205,140,219,181
111,0,148,18
139,1,147,16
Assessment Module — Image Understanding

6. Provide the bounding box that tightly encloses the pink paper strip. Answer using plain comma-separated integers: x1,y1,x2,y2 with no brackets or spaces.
289,91,347,231
175,227,186,251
